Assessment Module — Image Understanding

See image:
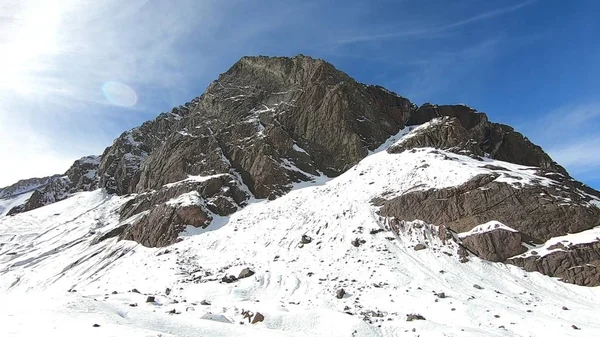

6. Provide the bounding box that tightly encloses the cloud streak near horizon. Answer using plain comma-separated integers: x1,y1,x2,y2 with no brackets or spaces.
0,0,597,188
525,103,600,180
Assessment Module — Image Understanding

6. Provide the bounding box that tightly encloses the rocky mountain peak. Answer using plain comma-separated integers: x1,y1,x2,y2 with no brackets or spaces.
225,54,348,87
2,54,599,287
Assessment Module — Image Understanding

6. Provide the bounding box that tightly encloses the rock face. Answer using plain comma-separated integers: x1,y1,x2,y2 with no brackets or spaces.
461,228,527,262
509,241,600,286
391,105,567,175
65,156,101,191
98,112,187,195
121,203,211,247
79,55,415,247
91,55,415,202
119,174,249,247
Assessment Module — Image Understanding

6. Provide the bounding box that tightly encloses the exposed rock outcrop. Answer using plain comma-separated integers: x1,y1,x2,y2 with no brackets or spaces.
121,203,211,247
377,173,600,243
509,241,600,286
391,104,568,175
118,174,249,247
461,228,527,262
65,156,101,191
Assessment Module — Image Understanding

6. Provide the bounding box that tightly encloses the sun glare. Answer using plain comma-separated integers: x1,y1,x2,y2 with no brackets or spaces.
0,0,64,95
101,81,138,107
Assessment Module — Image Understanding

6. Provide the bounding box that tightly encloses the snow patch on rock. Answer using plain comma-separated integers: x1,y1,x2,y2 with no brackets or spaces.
458,221,518,239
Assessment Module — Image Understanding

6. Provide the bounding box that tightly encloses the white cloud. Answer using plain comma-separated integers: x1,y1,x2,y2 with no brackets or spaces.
0,112,75,184
0,0,223,187
444,0,537,30
548,137,600,174
330,0,536,46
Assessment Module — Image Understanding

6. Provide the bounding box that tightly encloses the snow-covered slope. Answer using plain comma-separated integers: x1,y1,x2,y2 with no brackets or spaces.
1,132,599,337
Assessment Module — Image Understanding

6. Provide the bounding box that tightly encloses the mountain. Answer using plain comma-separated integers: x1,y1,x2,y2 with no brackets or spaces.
0,155,101,216
1,55,599,336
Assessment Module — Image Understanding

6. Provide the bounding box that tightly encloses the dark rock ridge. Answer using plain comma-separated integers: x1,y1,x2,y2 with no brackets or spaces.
376,169,600,285
391,105,567,175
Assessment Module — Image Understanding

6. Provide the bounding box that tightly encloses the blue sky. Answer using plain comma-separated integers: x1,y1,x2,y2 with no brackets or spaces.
0,0,599,189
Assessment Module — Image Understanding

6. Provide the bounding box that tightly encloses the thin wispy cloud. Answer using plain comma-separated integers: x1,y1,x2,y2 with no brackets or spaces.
444,0,537,30
524,103,600,178
548,138,600,173
330,0,536,46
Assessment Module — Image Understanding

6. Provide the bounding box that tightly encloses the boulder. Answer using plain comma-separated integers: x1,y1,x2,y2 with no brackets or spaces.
238,268,255,279
461,228,527,262
406,314,426,321
413,243,427,251
201,313,232,324
351,238,366,247
251,312,265,324
221,275,237,283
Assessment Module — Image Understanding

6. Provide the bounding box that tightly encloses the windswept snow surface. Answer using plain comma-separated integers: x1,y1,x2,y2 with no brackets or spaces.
1,132,600,336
